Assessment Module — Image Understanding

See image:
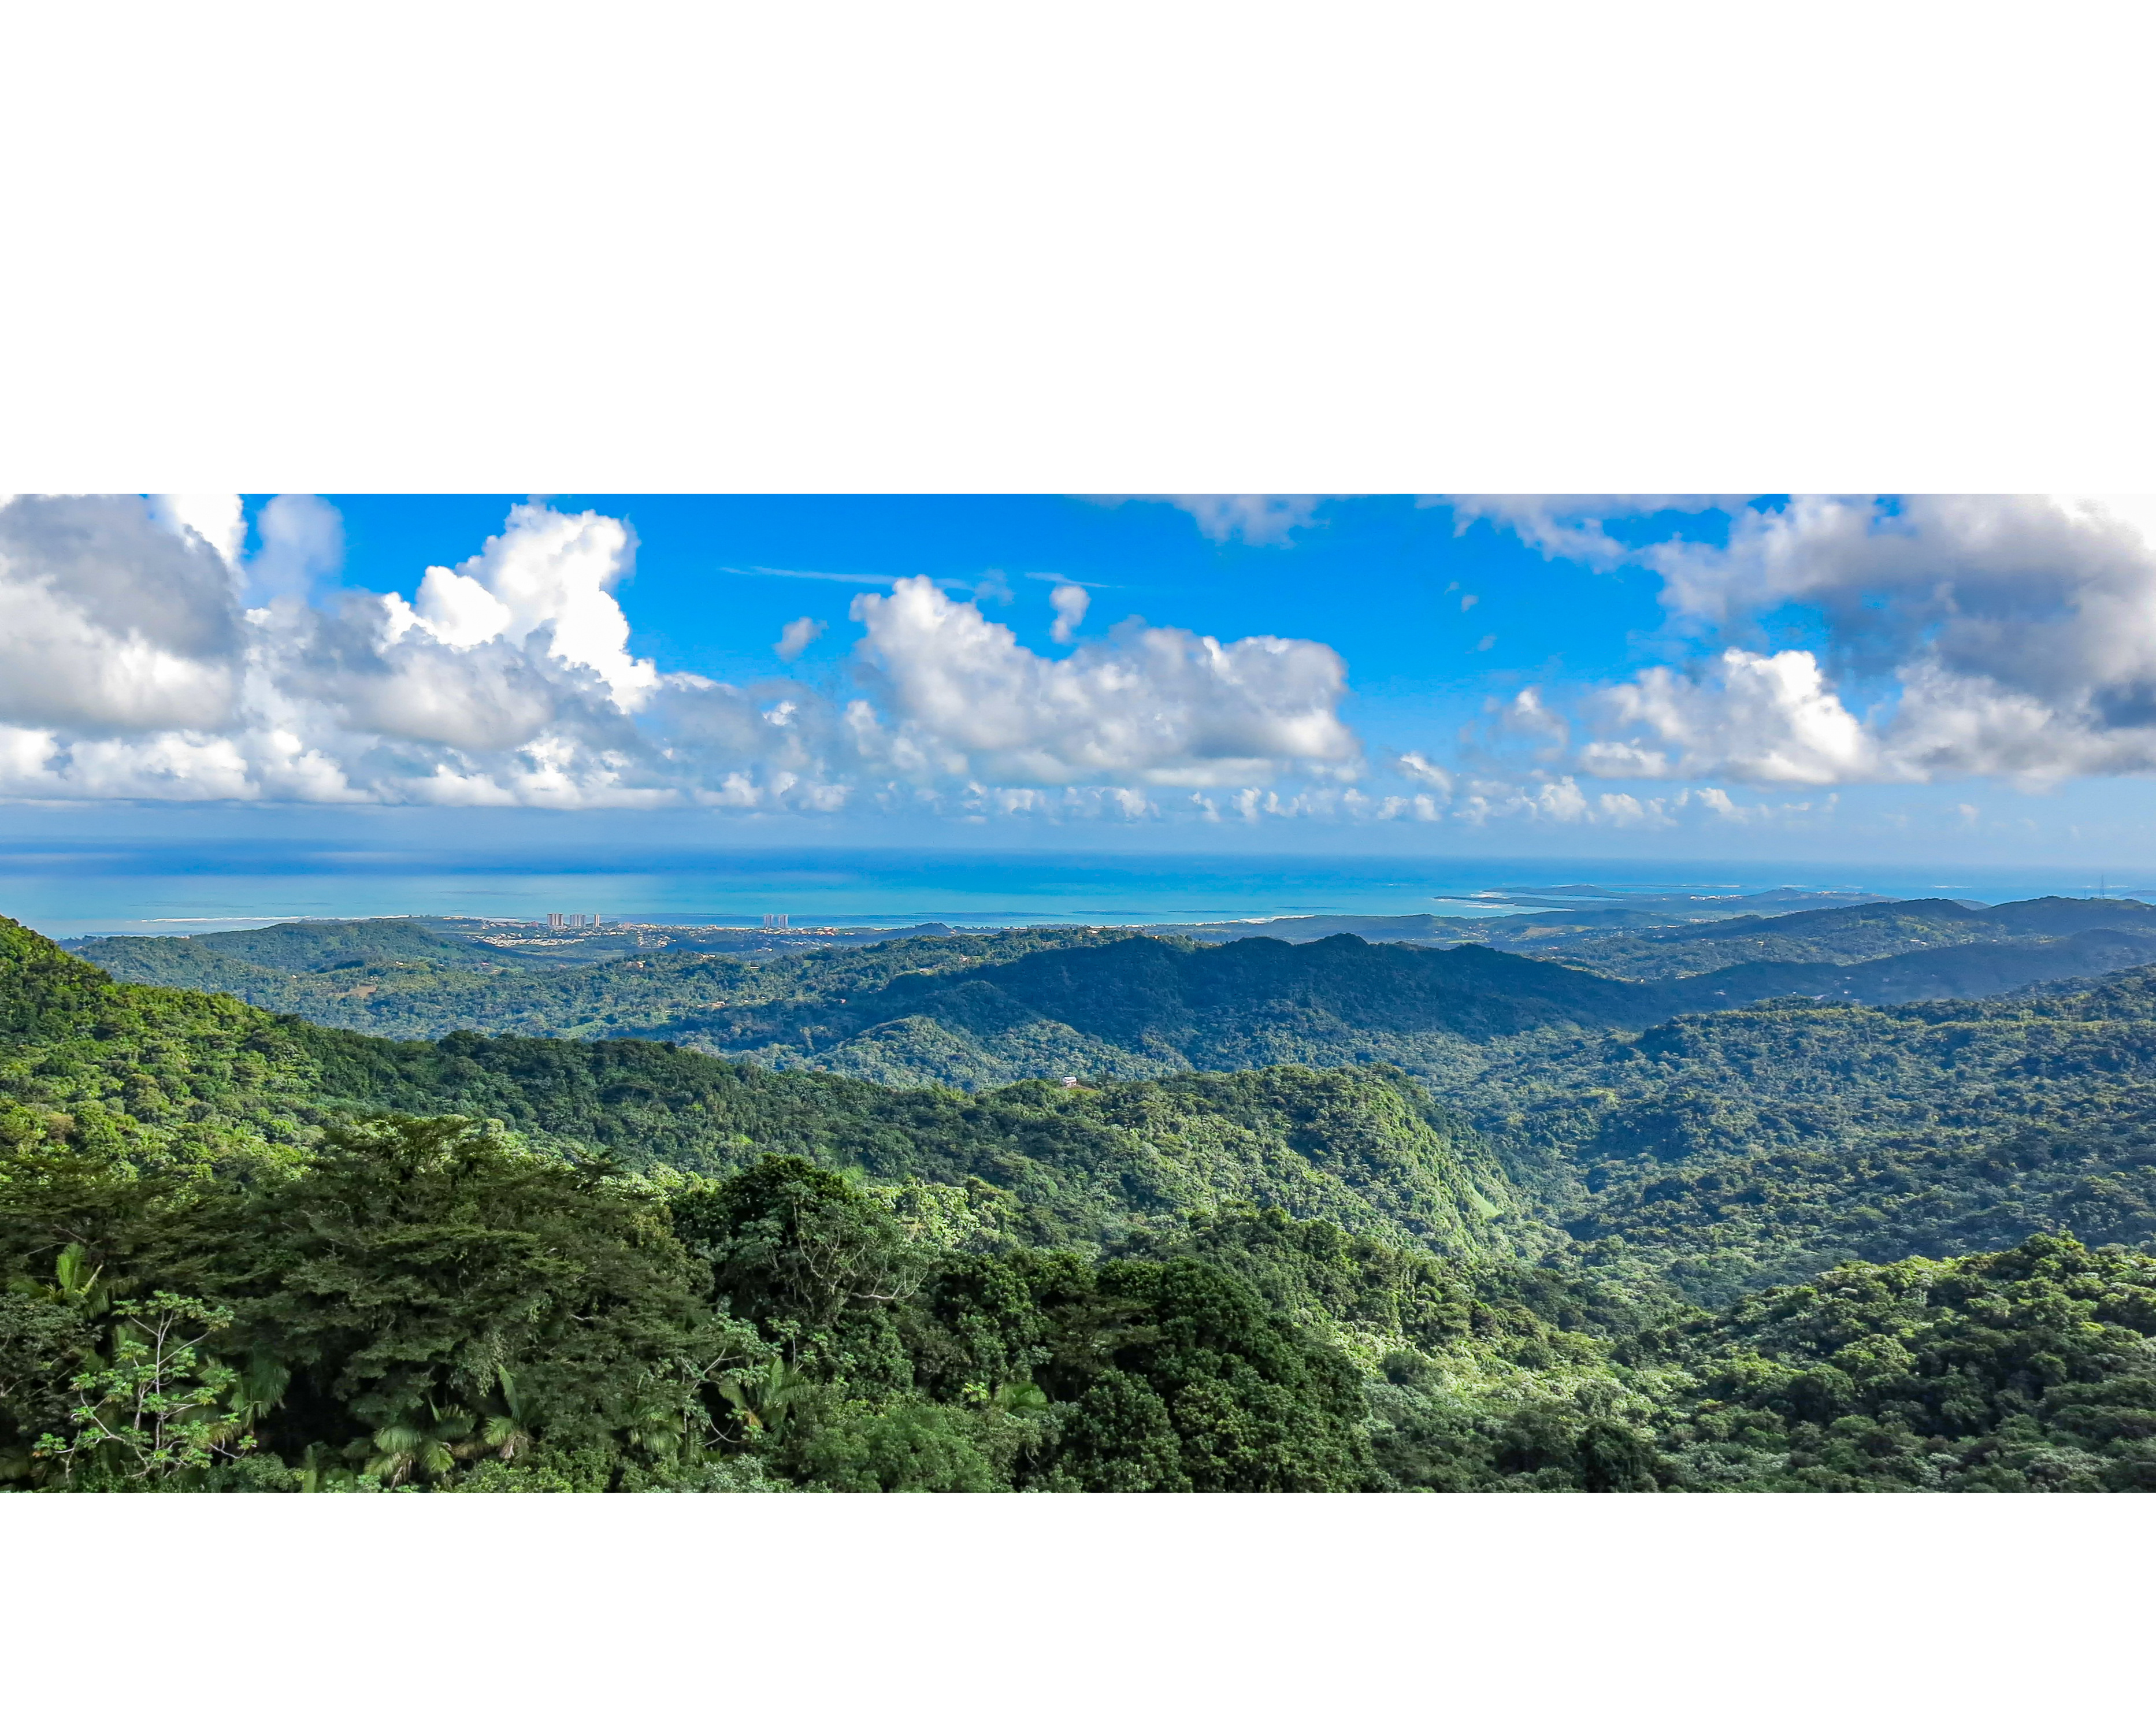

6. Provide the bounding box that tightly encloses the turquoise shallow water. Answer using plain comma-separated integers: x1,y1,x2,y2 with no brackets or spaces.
0,844,2142,937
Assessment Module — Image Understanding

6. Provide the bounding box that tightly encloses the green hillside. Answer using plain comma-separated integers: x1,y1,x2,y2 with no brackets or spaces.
0,918,1519,1256
69,900,2156,1095
0,916,1559,1491
75,918,554,983
700,933,1665,1086
17,910,2156,1491
65,922,1123,1047
1439,964,2156,1304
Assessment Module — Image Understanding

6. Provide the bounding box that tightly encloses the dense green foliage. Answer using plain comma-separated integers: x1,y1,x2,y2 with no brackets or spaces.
16,907,2156,1491
1647,1234,2156,1490
80,918,556,978
79,919,1674,1084
69,922,1130,1049
75,901,2156,1094
0,919,1523,1256
302,1026,1526,1255
1435,966,2156,1304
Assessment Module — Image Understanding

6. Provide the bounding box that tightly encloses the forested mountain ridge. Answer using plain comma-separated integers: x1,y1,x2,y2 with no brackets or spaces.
73,892,2156,1314
63,922,1130,1048
1647,925,2156,1010
0,918,1519,1255
11,914,2156,1491
81,918,560,978
1522,895,2156,979
716,934,1665,1087
68,900,2156,1092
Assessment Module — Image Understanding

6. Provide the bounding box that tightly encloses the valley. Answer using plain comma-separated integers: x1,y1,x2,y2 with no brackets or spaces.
10,892,2156,1492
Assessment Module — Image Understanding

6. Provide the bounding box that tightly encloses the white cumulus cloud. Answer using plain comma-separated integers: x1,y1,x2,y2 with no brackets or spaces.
1048,582,1089,644
1581,648,1878,785
1475,494,2156,789
0,497,1374,817
391,502,654,708
774,617,826,661
151,495,247,569
1394,751,1453,795
847,576,1359,788
0,495,244,737
247,494,344,602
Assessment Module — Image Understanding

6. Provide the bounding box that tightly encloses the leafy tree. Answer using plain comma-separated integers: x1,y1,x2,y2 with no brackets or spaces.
669,1154,924,1394
216,1116,759,1482
778,1397,1003,1493
36,1292,255,1489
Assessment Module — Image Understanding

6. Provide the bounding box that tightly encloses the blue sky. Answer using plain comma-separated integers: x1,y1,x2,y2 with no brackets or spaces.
314,492,1680,737
8,492,2156,867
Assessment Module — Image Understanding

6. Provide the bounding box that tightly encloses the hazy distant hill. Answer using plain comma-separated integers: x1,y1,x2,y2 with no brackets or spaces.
1144,884,1895,949
433,919,964,963
65,916,966,984
1659,925,2156,1011
68,918,554,986
1531,895,2156,978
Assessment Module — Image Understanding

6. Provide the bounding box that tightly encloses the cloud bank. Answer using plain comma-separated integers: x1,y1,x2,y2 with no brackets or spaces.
1470,494,2156,791
0,496,1365,815
20,492,2148,833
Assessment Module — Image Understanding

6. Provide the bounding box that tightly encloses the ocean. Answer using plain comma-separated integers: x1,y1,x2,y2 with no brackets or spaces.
0,843,2141,937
